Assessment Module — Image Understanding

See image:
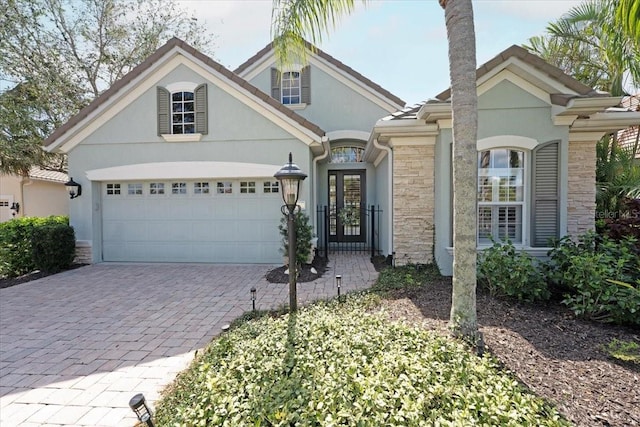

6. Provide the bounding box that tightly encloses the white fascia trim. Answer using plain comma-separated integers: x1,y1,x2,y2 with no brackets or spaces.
388,135,436,147
568,131,608,143
86,161,283,181
240,50,404,112
477,135,539,151
53,49,322,153
417,103,451,121
478,57,581,97
46,50,180,152
374,120,439,139
570,111,640,132
326,130,370,142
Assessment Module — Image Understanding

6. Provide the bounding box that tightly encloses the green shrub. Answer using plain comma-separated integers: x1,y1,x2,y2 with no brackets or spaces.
0,216,70,278
477,240,550,303
279,211,313,267
545,232,640,325
602,338,640,365
372,263,441,293
155,295,568,426
31,223,76,273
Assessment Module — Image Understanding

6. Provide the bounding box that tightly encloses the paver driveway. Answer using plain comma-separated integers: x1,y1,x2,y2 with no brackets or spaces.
0,254,378,426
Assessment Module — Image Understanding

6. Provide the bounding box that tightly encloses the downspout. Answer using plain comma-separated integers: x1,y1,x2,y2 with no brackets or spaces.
373,137,393,255
311,136,330,235
20,177,32,218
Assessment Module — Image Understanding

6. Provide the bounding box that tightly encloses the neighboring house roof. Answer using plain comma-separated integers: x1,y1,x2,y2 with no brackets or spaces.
435,45,603,103
235,40,406,109
44,38,325,151
28,168,68,183
618,95,639,158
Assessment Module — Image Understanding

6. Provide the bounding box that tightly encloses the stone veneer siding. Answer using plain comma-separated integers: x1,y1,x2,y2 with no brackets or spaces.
393,144,435,265
567,140,597,237
74,241,92,264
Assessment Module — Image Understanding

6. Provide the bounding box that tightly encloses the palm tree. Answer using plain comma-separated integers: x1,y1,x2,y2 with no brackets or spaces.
524,0,640,218
617,0,640,44
272,0,482,348
525,0,639,96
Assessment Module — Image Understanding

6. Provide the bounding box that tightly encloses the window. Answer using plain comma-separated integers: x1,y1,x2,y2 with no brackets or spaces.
106,184,121,195
150,183,165,195
331,146,365,163
0,200,9,207
263,181,279,193
217,181,232,194
194,182,210,194
172,182,187,194
128,183,143,195
171,91,195,134
477,149,524,244
271,67,310,105
240,181,256,194
281,71,301,105
157,84,208,136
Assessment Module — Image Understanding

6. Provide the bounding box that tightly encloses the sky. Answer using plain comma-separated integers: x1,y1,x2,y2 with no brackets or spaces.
176,0,584,106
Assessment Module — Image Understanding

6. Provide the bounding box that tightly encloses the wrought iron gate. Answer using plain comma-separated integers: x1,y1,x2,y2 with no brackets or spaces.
316,205,382,258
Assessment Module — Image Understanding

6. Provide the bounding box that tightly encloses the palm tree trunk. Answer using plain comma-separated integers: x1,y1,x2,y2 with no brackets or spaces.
442,0,483,350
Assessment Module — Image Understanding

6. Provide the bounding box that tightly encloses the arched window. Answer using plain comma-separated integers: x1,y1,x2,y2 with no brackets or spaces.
330,146,364,163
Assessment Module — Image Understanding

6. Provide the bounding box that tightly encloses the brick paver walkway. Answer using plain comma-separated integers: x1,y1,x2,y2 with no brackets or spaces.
0,254,377,426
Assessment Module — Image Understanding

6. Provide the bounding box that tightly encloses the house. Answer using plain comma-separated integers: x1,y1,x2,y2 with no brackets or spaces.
366,45,640,275
43,39,639,274
0,168,69,222
43,38,403,264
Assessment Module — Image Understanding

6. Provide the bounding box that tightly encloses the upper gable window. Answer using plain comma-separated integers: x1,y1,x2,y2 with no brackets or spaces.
271,67,310,107
281,71,301,105
172,91,195,134
157,82,208,140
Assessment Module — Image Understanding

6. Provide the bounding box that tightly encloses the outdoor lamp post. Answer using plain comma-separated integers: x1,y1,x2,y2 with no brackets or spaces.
64,177,82,199
274,152,307,312
336,274,342,297
129,393,154,427
250,287,256,312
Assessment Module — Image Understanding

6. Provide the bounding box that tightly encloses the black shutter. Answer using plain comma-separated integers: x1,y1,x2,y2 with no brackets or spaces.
157,86,170,135
531,141,560,246
195,83,208,135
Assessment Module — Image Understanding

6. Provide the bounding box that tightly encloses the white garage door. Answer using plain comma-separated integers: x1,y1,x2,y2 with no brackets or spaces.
101,180,284,263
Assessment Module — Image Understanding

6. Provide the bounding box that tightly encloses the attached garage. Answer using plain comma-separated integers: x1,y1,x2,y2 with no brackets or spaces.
91,162,287,264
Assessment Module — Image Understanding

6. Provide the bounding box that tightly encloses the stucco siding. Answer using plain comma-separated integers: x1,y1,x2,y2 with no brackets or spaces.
393,143,435,266
248,64,392,133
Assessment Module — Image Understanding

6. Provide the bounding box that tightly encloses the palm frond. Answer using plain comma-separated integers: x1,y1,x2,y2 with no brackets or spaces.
271,0,363,67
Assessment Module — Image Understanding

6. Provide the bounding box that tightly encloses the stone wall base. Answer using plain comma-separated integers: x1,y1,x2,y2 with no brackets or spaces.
75,241,92,264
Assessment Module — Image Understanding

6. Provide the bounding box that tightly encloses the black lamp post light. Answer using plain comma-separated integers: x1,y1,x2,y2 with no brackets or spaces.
274,152,307,312
335,274,342,298
250,287,257,312
129,393,155,427
65,177,82,199
10,202,20,217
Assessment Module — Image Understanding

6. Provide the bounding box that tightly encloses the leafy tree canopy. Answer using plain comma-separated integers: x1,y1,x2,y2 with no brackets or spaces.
0,0,216,175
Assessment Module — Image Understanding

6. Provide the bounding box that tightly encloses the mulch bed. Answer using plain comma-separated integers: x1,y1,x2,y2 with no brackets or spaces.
265,256,328,283
379,275,640,427
0,264,88,289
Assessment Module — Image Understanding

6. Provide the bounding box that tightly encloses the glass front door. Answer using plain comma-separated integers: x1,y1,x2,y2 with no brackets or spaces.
329,170,365,242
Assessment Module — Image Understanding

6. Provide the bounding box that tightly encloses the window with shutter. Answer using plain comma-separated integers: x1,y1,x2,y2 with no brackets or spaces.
157,83,208,137
271,67,310,106
531,141,560,246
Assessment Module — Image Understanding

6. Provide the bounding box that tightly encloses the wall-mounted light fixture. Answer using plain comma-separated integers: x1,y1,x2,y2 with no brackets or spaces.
10,202,20,217
129,393,155,427
65,177,82,199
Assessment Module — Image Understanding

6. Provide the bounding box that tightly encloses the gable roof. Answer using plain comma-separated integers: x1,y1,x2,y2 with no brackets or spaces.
235,40,406,108
435,44,603,103
44,38,325,150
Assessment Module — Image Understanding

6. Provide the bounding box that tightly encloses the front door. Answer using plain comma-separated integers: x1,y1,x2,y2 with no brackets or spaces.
329,170,365,242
